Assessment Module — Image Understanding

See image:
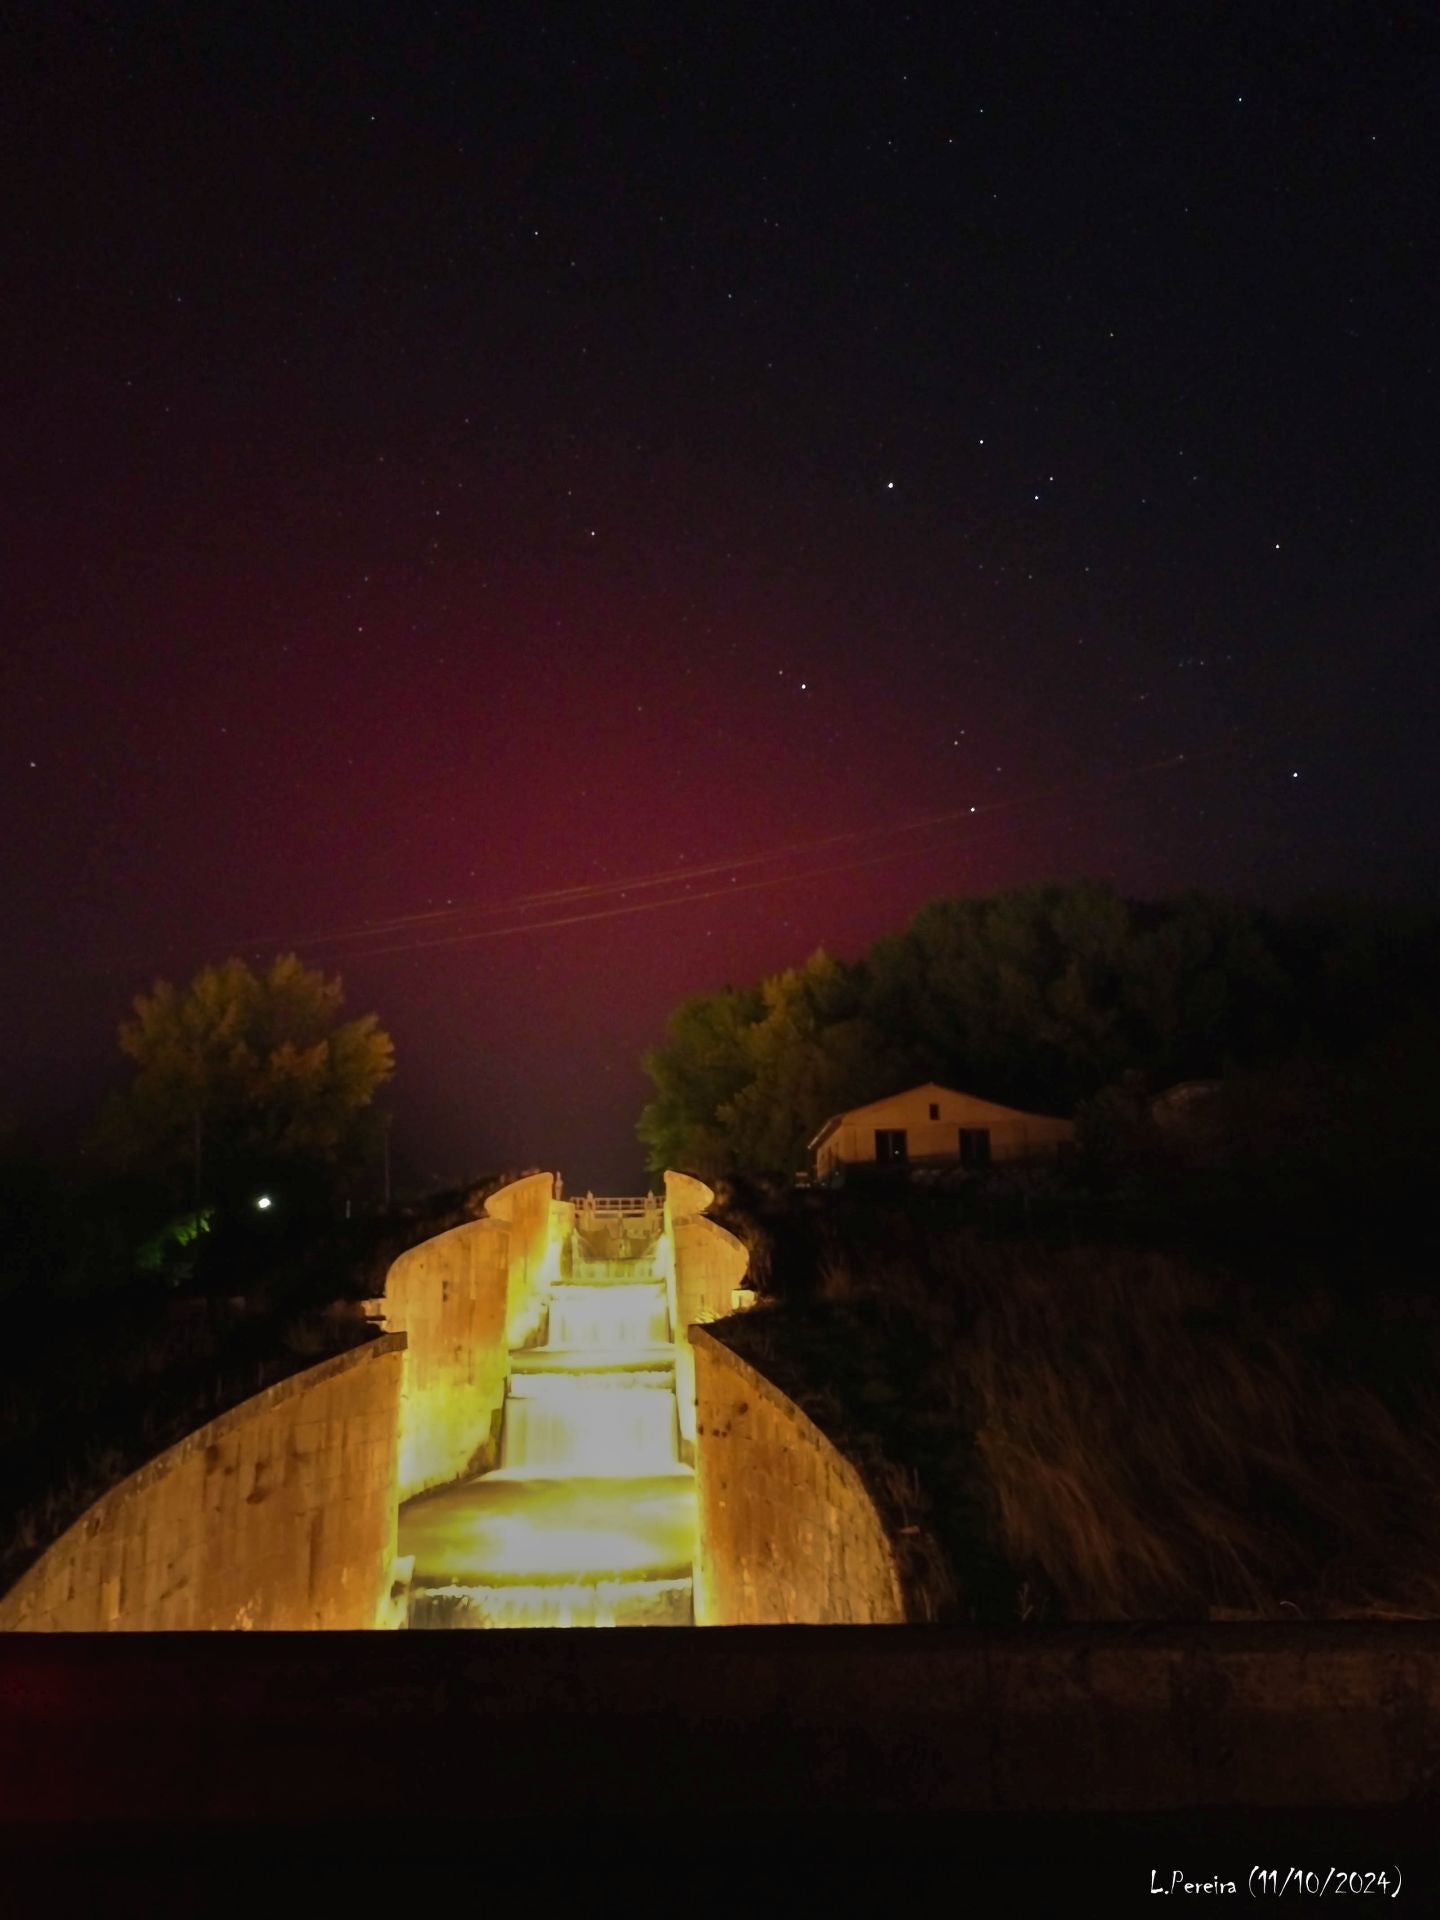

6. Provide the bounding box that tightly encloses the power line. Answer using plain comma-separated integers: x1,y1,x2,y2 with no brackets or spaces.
86,732,1247,976
329,743,1240,959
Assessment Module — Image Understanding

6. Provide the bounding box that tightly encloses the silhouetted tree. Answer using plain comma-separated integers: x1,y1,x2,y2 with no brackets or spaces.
865,881,1142,1109
96,953,394,1212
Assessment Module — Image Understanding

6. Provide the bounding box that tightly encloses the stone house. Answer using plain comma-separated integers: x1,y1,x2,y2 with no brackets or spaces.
807,1081,1075,1182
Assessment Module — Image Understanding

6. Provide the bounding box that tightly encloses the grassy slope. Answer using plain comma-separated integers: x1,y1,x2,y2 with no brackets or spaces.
709,1182,1440,1623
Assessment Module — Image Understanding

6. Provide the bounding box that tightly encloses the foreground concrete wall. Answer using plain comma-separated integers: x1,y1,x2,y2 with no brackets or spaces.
692,1327,906,1625
12,1623,1436,1820
662,1171,750,1450
382,1171,560,1503
0,1337,405,1632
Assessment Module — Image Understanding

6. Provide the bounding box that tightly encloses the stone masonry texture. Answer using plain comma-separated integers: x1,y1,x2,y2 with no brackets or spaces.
0,1336,405,1631
691,1327,906,1625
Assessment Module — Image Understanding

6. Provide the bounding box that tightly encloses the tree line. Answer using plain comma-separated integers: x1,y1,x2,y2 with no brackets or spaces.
637,881,1440,1181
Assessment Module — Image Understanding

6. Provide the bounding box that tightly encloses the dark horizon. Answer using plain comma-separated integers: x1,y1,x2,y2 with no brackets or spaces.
5,5,1438,1188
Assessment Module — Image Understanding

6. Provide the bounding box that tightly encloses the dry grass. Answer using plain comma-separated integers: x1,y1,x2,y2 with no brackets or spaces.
934,1244,1440,1619
734,1221,1440,1622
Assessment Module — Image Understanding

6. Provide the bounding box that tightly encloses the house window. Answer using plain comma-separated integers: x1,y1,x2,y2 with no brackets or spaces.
958,1127,991,1169
875,1128,908,1165
928,1102,939,1120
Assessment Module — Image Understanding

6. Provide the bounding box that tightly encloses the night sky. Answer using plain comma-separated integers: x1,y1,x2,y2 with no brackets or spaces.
4,5,1437,1189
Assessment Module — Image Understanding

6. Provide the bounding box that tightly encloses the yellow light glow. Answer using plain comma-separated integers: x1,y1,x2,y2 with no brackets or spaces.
479,1519,672,1579
548,1282,670,1348
502,1373,679,1476
397,1190,700,1628
399,1475,695,1588
411,1578,692,1628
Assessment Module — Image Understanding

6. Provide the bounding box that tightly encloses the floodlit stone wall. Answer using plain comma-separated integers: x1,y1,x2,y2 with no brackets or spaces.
382,1217,511,1501
691,1326,906,1626
480,1172,560,1349
662,1170,715,1222
662,1171,750,1451
382,1171,561,1501
0,1336,405,1632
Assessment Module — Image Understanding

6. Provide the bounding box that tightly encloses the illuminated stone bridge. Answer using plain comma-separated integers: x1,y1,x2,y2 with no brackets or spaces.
0,1171,903,1634
397,1195,697,1626
6,1181,1440,1843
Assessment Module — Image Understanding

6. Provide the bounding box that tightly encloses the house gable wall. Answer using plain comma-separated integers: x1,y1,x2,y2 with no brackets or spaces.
815,1084,1073,1173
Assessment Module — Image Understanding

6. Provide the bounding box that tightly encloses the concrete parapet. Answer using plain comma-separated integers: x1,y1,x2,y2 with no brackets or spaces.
691,1325,906,1625
662,1171,750,1452
0,1337,405,1632
3,1623,1437,1818
380,1172,560,1501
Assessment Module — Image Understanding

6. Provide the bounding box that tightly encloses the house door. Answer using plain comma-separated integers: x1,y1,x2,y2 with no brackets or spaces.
875,1128,908,1165
958,1127,991,1169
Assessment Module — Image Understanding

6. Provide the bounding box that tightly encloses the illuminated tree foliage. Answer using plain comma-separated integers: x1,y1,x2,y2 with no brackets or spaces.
709,953,897,1179
98,954,395,1205
638,883,1440,1179
637,984,763,1176
638,951,888,1178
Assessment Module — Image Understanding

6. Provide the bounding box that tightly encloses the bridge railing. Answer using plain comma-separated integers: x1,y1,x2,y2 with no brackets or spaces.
570,1194,665,1264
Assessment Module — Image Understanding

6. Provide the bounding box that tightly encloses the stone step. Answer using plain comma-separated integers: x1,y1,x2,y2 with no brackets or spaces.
567,1265,666,1285
408,1577,693,1628
510,1345,676,1376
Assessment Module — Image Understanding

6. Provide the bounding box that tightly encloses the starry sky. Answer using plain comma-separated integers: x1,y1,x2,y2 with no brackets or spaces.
4,4,1438,1189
